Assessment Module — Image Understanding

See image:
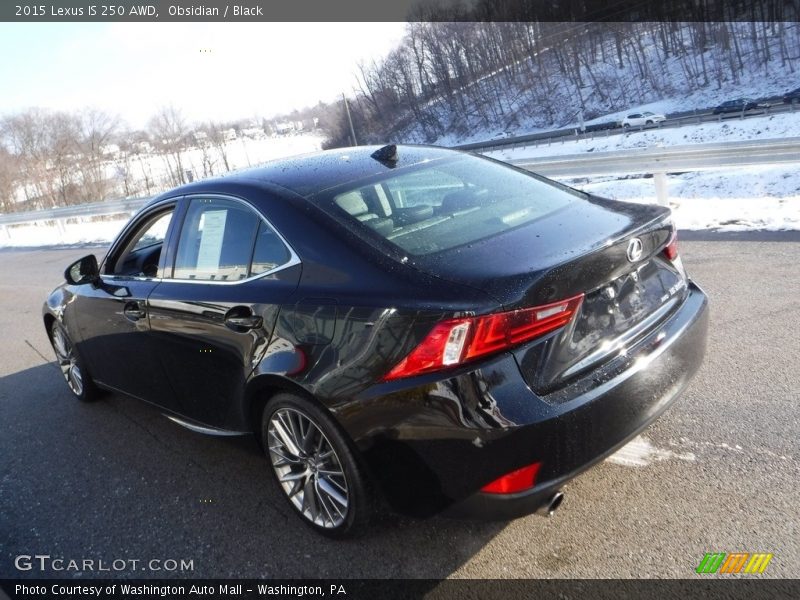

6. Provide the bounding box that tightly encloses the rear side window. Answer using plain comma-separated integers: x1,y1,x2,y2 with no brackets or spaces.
251,220,292,276
172,198,292,281
323,155,580,256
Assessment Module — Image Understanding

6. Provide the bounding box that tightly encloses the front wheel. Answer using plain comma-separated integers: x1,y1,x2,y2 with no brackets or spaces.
49,321,98,401
261,393,372,538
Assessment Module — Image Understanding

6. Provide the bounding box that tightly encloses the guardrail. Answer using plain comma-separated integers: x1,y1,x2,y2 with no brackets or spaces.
0,196,152,240
1,136,799,242
455,101,798,153
509,137,800,205
0,196,151,226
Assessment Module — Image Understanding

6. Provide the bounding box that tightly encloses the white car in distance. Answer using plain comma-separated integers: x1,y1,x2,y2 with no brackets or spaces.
620,111,666,127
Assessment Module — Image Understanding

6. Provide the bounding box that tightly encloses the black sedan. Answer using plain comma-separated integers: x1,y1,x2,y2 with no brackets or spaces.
783,86,800,104
712,98,763,114
44,144,708,537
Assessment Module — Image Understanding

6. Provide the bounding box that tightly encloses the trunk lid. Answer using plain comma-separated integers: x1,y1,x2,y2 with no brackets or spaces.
410,195,688,391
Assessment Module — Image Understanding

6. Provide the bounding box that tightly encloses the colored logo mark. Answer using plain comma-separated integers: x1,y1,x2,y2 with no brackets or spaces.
696,552,773,574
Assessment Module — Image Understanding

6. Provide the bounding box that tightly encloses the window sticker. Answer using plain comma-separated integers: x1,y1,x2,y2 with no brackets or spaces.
196,209,227,271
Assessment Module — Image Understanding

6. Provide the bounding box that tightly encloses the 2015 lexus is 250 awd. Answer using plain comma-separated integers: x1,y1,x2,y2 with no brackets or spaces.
44,144,708,537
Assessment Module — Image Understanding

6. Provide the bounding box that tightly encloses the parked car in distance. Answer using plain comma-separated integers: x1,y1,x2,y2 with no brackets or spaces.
712,98,767,113
582,120,618,133
783,86,800,104
620,111,666,127
44,144,709,537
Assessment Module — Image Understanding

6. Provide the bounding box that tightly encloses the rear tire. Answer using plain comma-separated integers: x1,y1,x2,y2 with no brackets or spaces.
261,393,372,538
49,321,99,402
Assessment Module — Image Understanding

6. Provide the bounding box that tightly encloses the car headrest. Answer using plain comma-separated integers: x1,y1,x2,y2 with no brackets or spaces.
440,189,480,213
364,216,394,237
335,191,369,216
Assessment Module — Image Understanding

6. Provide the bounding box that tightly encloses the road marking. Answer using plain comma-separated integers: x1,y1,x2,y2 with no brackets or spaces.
25,339,56,367
671,437,793,462
606,435,696,467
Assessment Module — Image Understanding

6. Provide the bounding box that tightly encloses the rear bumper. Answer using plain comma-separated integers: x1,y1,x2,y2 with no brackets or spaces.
341,281,709,518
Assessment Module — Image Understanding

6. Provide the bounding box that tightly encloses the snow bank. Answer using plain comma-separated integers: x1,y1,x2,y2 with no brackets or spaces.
0,218,127,248
572,166,800,232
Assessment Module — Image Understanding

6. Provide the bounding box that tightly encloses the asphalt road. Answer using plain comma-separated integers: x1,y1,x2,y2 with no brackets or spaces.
0,238,798,579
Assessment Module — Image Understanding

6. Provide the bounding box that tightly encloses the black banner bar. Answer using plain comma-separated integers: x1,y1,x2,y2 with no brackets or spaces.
3,579,800,600
1,0,799,22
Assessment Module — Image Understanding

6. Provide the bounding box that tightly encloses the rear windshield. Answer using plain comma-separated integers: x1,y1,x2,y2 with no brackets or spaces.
316,154,581,256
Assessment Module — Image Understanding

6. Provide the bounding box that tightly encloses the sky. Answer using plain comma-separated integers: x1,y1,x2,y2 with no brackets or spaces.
0,22,407,129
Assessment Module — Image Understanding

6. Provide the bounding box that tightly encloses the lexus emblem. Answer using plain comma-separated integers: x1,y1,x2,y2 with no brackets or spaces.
626,238,644,262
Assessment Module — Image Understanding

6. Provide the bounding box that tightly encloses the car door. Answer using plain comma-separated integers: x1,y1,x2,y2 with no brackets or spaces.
72,200,180,405
147,194,302,428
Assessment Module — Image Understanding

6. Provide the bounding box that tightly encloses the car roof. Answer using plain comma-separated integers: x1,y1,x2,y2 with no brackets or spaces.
223,144,457,198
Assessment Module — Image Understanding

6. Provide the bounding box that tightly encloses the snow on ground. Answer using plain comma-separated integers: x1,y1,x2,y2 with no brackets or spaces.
0,133,326,248
179,134,325,180
0,218,128,248
2,112,799,247
484,111,800,232
570,166,800,232
112,133,326,198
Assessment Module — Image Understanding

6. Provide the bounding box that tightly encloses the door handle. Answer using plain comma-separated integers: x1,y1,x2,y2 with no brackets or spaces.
224,307,263,332
123,301,146,321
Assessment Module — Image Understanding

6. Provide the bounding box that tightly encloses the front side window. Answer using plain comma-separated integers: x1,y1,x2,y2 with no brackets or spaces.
131,212,172,251
172,197,292,281
319,155,580,256
107,207,175,277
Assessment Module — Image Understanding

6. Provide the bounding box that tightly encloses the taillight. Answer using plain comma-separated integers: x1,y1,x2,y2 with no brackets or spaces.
481,462,541,494
382,293,584,381
663,227,679,261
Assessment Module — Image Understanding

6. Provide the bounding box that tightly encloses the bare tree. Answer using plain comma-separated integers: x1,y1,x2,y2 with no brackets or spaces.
75,108,121,201
206,121,231,172
42,111,80,206
3,108,51,206
148,105,189,186
0,143,19,212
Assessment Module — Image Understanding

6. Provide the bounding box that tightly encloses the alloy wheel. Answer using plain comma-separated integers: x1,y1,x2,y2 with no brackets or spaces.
51,326,84,397
267,407,349,528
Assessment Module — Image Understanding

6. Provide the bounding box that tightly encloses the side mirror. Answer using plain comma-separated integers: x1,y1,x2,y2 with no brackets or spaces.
65,254,99,285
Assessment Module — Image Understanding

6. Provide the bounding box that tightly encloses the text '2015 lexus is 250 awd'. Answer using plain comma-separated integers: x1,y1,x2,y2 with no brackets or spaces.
44,144,708,537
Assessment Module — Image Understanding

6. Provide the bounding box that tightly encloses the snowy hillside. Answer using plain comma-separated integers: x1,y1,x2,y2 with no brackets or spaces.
431,69,800,148
346,21,800,149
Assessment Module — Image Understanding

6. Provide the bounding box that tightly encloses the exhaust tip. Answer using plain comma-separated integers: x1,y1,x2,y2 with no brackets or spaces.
536,491,564,517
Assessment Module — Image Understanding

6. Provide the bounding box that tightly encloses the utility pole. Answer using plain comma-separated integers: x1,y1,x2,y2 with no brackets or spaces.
343,92,357,146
